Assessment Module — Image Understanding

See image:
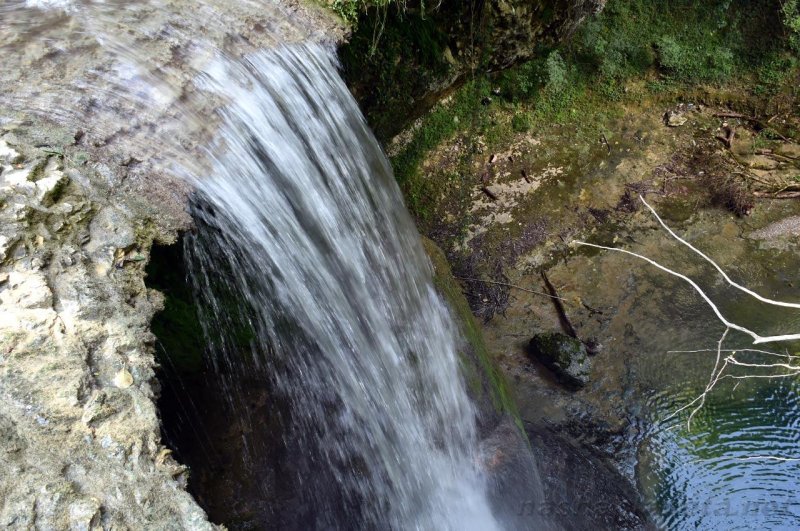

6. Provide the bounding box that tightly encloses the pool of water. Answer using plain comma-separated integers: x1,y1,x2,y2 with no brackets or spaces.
607,207,800,530
516,184,800,529
640,378,800,530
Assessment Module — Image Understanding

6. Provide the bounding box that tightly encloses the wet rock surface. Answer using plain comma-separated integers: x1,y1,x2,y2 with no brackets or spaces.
527,332,590,389
405,88,800,524
0,1,346,528
748,215,800,240
526,423,655,530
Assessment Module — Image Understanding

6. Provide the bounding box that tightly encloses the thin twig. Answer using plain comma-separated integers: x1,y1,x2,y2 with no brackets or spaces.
668,348,798,359
454,276,566,301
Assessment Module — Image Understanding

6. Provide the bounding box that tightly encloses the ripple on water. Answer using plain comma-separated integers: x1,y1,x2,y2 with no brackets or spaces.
639,380,800,530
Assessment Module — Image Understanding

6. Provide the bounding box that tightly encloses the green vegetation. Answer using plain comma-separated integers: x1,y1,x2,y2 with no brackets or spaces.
328,0,396,25
388,0,799,222
784,0,800,51
146,243,206,374
391,79,488,220
340,4,456,138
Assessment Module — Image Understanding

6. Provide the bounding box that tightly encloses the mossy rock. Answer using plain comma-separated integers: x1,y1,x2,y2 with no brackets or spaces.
421,236,520,425
527,332,590,389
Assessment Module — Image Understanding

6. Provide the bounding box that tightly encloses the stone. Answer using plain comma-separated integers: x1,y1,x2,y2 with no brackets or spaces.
664,109,687,127
68,498,100,531
527,332,590,388
749,216,800,240
112,369,134,389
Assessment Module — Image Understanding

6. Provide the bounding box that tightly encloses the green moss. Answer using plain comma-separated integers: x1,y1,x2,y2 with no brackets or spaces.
146,243,206,374
511,112,532,132
422,237,521,426
26,158,48,182
391,79,490,220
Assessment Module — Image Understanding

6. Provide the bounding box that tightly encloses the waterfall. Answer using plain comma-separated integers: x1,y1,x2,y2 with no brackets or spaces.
183,44,501,529
2,1,516,527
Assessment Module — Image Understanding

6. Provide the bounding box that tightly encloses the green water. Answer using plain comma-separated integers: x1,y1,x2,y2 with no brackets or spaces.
612,211,800,530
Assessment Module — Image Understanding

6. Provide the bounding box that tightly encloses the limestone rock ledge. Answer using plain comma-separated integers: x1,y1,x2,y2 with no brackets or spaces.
0,124,213,529
0,0,348,527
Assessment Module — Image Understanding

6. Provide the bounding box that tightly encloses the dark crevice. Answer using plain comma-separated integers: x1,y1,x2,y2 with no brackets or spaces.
147,238,293,529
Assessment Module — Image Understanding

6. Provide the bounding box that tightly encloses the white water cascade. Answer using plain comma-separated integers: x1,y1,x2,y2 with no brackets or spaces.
0,1,528,527
184,44,501,529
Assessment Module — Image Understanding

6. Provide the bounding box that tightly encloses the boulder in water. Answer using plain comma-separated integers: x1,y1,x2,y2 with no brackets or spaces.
527,332,590,388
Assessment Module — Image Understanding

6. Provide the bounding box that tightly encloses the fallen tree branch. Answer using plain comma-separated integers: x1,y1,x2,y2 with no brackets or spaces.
572,239,800,344
541,271,578,338
639,195,800,310
481,186,498,201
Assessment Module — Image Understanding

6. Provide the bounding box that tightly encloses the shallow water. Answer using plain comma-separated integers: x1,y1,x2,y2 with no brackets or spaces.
591,208,800,530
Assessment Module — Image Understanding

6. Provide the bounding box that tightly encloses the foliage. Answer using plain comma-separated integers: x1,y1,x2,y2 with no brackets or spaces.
340,3,454,138
783,0,800,51
386,0,800,223
654,35,735,83
511,112,532,132
329,0,404,26
571,0,786,84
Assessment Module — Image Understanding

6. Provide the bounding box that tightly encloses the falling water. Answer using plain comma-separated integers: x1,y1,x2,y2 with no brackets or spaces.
2,1,510,526
183,44,500,529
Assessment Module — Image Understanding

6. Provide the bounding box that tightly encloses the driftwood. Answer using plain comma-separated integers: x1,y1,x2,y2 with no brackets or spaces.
712,112,790,142
541,271,578,339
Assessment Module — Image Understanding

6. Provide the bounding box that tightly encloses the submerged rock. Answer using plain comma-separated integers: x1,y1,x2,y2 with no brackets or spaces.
527,332,590,388
748,215,800,240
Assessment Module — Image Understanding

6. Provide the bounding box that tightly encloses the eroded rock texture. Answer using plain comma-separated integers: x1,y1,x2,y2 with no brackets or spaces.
0,1,345,527
0,127,211,529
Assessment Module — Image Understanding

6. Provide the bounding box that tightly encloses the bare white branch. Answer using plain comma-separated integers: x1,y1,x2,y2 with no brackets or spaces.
668,348,798,359
572,197,800,428
572,240,800,344
639,195,800,309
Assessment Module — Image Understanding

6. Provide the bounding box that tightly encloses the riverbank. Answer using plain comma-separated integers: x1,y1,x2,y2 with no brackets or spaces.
341,2,800,525
368,58,800,531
